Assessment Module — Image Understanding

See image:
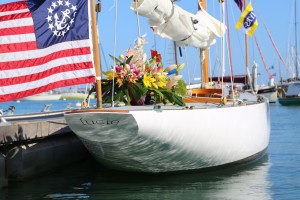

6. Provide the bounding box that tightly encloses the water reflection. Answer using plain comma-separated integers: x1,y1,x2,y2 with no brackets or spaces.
89,155,271,200
1,155,271,200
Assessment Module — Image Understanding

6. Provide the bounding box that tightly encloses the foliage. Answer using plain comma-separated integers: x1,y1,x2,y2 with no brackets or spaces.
101,37,186,106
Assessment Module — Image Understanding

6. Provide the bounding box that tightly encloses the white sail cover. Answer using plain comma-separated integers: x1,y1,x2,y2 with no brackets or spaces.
131,0,226,49
286,82,300,97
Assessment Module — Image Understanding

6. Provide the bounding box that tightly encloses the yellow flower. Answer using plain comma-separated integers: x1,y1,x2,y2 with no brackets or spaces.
103,70,117,80
155,73,168,88
143,74,156,88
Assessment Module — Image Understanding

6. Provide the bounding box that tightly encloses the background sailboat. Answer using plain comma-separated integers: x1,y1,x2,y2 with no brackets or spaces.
278,0,300,105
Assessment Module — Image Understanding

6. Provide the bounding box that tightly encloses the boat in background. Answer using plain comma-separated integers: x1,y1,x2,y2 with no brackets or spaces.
60,92,94,100
278,82,300,105
278,0,300,105
257,85,277,103
20,91,61,101
64,0,270,173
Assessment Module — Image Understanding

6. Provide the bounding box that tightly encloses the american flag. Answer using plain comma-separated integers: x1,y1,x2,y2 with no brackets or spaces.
0,0,96,102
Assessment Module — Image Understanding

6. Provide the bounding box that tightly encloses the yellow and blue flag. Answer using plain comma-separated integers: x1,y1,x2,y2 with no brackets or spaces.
235,3,258,36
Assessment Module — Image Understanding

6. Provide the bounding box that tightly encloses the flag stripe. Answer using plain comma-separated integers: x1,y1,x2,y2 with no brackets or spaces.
0,11,31,22
0,25,34,36
0,0,96,102
0,47,92,70
0,76,95,102
0,33,35,44
0,40,91,62
0,41,37,53
1,69,95,94
0,54,92,77
0,62,93,86
0,1,28,14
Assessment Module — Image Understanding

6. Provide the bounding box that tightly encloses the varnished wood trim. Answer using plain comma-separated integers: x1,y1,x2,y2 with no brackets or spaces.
65,109,130,114
184,97,222,104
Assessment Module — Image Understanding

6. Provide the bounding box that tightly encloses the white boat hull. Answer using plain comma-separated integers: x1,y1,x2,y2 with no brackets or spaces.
21,94,61,101
259,90,277,103
65,101,270,173
257,86,277,103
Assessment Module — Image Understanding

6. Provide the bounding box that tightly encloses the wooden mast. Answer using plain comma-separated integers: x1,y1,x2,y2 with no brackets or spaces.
90,0,102,108
199,0,209,86
244,0,249,78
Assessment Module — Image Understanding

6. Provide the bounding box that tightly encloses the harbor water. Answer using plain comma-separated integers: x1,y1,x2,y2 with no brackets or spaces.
0,101,299,199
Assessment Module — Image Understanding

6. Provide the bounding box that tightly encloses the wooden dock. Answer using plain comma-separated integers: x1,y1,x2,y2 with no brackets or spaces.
0,116,91,188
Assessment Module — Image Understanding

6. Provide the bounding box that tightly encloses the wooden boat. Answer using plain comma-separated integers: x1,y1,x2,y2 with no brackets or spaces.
64,0,270,173
0,0,270,173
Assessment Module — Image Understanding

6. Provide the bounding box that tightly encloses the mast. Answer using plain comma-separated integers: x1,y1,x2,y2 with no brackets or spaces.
199,0,209,86
90,0,102,108
244,0,249,79
295,0,299,80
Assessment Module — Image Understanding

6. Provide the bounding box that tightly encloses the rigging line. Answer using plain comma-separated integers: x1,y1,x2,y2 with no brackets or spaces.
184,46,191,88
254,35,273,79
111,0,119,107
254,7,289,74
134,0,141,37
96,8,109,71
225,0,234,78
225,0,236,103
262,19,289,74
229,0,245,64
220,0,225,96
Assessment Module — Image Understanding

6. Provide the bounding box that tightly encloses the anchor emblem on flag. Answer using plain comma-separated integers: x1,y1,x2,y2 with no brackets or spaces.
47,0,77,37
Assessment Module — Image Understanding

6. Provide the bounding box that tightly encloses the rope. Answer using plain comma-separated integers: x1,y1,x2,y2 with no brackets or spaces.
111,0,119,107
134,0,141,37
254,35,273,79
184,47,191,87
225,0,236,103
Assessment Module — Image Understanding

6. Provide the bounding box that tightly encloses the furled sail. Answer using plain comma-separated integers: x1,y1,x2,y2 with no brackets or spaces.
131,0,226,49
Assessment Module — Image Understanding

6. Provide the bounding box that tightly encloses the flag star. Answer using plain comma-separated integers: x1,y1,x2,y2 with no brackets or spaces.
66,25,70,31
53,29,58,36
46,15,52,22
48,23,54,30
70,18,74,25
57,0,63,6
51,2,57,8
65,0,71,7
61,30,66,36
71,5,77,12
48,7,54,14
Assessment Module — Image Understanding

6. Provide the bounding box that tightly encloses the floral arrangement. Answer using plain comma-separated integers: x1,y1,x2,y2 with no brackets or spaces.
101,37,186,106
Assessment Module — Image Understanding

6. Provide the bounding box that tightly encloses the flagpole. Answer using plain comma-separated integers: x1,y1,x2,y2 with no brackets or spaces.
90,0,102,108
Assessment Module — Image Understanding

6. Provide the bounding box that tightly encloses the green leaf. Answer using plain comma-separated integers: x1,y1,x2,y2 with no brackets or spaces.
127,83,147,102
109,54,123,65
123,89,131,105
173,94,185,106
126,55,133,64
176,63,185,72
173,80,187,97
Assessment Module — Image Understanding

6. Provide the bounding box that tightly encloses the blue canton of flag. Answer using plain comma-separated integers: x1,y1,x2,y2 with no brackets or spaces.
28,0,89,49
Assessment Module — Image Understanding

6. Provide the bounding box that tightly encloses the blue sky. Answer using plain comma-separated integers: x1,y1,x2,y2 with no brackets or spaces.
1,0,297,85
